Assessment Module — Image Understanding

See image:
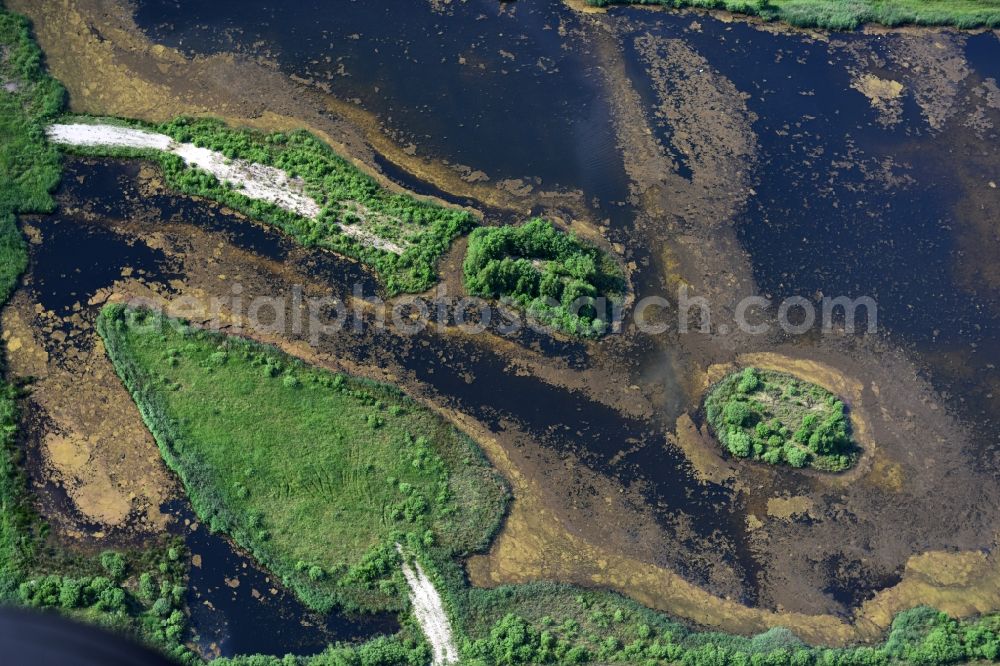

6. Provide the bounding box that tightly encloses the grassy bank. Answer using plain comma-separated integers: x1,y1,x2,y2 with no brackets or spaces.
463,218,625,339
705,367,858,471
97,304,510,615
214,577,1000,665
586,0,1000,30
455,584,1000,665
56,116,476,296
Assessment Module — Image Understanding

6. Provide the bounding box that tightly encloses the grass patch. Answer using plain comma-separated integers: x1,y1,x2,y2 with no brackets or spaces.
97,303,509,615
704,367,858,471
463,218,626,339
56,115,476,296
586,0,1000,30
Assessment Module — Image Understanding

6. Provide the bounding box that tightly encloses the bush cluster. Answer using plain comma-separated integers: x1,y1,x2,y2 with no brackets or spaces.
457,584,1000,666
704,368,856,471
585,0,1000,30
463,218,625,338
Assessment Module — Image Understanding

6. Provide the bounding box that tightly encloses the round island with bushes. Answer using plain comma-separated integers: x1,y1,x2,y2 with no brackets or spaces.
704,367,858,471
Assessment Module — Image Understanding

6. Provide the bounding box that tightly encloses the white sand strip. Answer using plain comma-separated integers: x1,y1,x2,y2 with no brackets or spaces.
396,544,459,666
47,123,174,151
46,122,404,254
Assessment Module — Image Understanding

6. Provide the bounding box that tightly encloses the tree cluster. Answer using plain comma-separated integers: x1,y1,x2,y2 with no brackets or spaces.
705,368,855,471
463,218,625,338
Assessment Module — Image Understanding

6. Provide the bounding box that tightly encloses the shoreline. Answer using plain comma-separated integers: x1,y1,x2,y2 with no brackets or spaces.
567,0,1000,32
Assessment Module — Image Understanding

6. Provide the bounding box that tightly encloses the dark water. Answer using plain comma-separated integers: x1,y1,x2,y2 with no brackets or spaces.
163,501,399,658
128,0,1000,347
133,0,631,207
617,15,998,347
28,216,176,316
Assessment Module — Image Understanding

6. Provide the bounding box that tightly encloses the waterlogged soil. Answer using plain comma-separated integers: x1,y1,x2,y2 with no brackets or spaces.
4,0,1000,650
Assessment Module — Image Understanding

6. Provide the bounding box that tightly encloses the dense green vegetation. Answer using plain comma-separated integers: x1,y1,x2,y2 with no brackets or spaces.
705,367,857,471
586,0,1000,30
0,6,63,308
463,218,625,338
453,586,1000,665
459,591,1000,665
97,304,509,615
60,116,475,295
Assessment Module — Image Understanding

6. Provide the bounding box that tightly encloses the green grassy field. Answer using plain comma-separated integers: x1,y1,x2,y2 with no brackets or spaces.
586,0,1000,30
705,367,858,471
463,218,626,339
97,304,509,614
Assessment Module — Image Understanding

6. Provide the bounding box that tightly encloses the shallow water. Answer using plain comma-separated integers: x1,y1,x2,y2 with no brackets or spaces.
164,501,399,658
132,0,631,207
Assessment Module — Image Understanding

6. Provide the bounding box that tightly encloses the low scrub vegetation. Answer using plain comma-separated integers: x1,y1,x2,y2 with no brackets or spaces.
705,367,857,471
454,584,1000,665
97,304,509,615
463,218,625,338
0,8,64,308
586,0,1000,30
59,116,475,295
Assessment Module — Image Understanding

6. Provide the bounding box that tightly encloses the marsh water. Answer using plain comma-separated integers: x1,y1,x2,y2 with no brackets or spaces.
15,0,1000,656
130,0,1000,348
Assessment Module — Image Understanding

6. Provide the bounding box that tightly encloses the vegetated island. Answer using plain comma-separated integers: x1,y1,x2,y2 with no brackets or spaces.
48,116,476,295
705,367,859,471
97,304,510,618
584,0,1000,30
463,217,626,338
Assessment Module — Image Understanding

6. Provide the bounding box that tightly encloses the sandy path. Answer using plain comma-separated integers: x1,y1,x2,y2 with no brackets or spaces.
396,545,459,666
46,122,405,254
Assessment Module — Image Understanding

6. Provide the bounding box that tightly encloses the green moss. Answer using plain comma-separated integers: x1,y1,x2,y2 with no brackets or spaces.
97,303,509,614
705,367,858,471
586,0,1000,31
463,218,625,339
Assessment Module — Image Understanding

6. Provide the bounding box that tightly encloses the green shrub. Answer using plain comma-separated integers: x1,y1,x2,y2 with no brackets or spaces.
100,551,128,581
705,368,856,471
463,218,625,339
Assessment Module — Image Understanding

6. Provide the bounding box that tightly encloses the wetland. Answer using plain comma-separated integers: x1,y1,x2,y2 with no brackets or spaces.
2,0,1000,663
